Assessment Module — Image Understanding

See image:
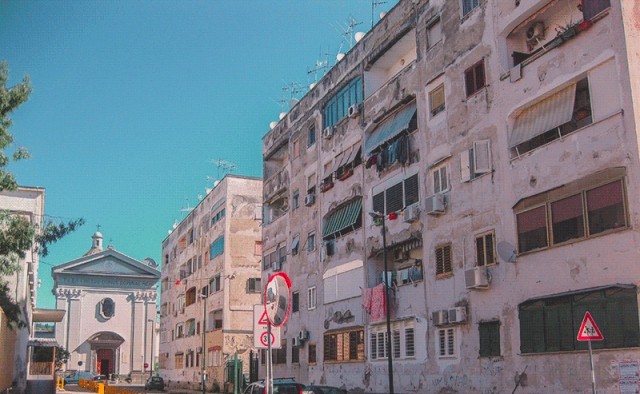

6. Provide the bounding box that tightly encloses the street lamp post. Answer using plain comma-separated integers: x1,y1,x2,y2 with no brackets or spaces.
369,211,395,394
147,318,155,378
199,293,207,394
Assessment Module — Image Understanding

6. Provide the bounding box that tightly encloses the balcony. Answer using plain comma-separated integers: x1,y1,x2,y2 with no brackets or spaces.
264,168,289,202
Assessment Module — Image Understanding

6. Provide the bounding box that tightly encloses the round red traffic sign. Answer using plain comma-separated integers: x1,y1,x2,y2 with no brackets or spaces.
144,362,149,369
259,331,276,346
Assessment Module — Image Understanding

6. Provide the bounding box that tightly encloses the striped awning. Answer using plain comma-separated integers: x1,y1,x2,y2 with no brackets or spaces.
365,103,417,154
322,198,362,238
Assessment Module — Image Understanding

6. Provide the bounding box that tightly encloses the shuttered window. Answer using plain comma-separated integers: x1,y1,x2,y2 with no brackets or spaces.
372,173,420,215
479,321,501,357
435,244,452,276
429,84,445,116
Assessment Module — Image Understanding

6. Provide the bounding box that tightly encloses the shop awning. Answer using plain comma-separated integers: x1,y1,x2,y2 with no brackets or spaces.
322,198,362,238
365,103,417,154
28,338,60,348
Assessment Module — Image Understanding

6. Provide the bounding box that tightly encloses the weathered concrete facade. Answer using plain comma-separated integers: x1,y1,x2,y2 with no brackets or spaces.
262,0,640,392
0,187,44,394
159,175,263,391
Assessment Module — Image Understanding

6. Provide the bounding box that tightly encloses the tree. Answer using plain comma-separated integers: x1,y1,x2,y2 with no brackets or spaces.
55,346,70,371
0,60,84,328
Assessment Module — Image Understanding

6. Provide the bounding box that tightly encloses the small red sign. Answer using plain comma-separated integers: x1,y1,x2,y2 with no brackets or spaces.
144,362,149,369
257,310,269,325
577,311,604,341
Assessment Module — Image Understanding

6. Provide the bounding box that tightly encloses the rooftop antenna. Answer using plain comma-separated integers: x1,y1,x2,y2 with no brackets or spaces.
372,0,387,28
307,50,329,88
210,159,237,181
180,197,193,214
282,81,305,109
340,15,363,49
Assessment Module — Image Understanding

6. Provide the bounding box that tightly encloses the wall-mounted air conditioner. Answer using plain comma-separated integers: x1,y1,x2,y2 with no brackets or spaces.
448,307,467,324
298,329,310,341
432,310,448,326
348,103,361,118
403,204,420,223
304,193,315,206
292,337,302,347
526,21,545,41
323,126,334,139
272,261,282,272
465,267,490,289
425,193,446,215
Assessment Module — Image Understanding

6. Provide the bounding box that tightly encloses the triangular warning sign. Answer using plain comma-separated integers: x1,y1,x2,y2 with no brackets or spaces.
577,311,604,341
258,309,269,325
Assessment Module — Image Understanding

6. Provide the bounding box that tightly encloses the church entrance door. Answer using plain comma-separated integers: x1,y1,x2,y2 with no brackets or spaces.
96,348,114,377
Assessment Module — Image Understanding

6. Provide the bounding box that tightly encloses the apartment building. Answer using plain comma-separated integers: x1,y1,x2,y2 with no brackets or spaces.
261,0,640,392
159,175,263,390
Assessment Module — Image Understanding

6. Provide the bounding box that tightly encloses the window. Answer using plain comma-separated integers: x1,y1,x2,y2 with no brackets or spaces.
175,353,184,369
431,165,448,194
323,77,363,128
186,319,196,337
99,298,115,319
322,198,362,240
370,321,415,360
211,208,225,226
307,287,317,310
247,278,261,293
308,343,317,364
438,328,456,358
479,321,500,357
176,323,184,339
186,287,196,306
273,340,287,364
308,125,316,147
519,286,638,354
292,343,300,363
464,59,485,97
435,244,452,276
460,140,492,182
209,236,224,259
292,139,300,159
324,328,365,362
323,260,363,304
292,291,300,313
515,174,627,254
583,0,611,20
461,0,480,17
292,190,299,210
372,173,419,215
510,78,592,157
209,273,222,293
291,236,300,255
475,231,496,266
307,232,316,252
426,16,442,49
209,309,223,330
208,349,222,366
429,84,445,116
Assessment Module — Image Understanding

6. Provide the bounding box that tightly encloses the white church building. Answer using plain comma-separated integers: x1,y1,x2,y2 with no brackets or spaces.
53,232,160,377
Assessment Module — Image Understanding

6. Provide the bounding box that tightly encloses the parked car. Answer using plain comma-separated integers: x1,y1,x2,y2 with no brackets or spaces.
145,376,165,391
64,371,97,384
243,378,305,394
303,385,348,394
92,374,108,382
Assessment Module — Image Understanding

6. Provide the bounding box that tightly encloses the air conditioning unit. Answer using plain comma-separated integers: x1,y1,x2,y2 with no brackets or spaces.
526,21,545,41
403,204,420,223
304,193,315,206
292,337,302,347
348,103,361,118
448,307,467,324
425,193,446,215
322,126,334,139
465,267,490,289
272,261,282,272
298,329,310,341
432,310,448,326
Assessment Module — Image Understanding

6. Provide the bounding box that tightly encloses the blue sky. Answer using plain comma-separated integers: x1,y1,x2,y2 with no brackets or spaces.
0,0,397,309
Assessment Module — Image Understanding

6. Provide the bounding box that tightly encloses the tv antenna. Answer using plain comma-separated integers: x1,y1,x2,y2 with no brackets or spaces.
335,15,363,50
307,50,329,85
372,0,387,28
282,81,305,109
210,159,237,180
180,197,193,214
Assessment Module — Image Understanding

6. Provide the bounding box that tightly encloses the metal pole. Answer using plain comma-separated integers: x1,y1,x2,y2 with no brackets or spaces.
202,295,207,394
588,340,596,394
267,322,273,394
150,320,155,377
381,215,394,394
234,353,238,394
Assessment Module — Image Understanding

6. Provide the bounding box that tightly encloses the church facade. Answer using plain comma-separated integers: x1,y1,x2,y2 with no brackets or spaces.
53,232,160,377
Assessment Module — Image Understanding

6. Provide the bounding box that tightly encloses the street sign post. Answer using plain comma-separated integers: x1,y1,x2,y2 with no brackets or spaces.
253,305,281,349
577,311,604,394
263,272,292,394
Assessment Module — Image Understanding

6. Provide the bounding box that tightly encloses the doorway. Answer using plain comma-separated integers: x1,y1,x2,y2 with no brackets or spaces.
96,349,114,377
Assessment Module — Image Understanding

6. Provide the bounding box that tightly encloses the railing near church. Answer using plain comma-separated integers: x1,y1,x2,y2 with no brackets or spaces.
29,361,53,375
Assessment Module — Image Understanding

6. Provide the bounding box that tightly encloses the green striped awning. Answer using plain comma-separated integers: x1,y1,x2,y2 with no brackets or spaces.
322,198,362,238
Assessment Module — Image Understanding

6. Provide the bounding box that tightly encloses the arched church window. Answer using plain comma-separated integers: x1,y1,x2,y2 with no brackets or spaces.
100,298,115,319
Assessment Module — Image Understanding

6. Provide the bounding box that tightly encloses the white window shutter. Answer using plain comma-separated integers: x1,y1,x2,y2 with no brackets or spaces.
473,140,492,175
460,149,472,182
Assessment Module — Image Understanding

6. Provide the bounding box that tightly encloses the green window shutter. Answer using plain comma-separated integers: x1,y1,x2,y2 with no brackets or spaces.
479,321,500,357
404,174,419,207
373,192,385,215
519,304,545,353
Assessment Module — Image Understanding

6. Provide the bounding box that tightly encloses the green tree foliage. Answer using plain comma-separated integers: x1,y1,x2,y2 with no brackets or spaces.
0,61,84,328
55,346,70,371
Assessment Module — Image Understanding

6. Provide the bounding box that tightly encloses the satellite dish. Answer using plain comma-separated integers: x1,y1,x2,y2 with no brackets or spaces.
380,11,387,19
497,241,517,263
269,121,278,130
309,82,317,90
336,53,345,61
279,112,287,120
288,98,299,108
354,32,366,42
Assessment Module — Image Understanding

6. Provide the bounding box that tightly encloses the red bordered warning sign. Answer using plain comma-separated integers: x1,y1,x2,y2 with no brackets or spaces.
577,311,604,341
